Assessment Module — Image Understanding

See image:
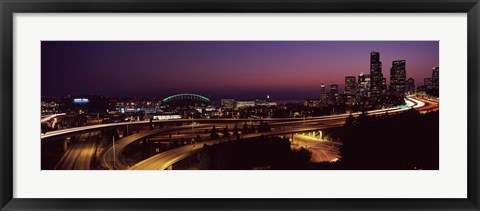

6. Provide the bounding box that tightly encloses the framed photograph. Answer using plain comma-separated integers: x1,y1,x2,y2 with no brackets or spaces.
1,0,479,210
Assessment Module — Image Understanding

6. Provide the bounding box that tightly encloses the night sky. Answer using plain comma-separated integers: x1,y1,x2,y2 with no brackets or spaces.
41,41,438,100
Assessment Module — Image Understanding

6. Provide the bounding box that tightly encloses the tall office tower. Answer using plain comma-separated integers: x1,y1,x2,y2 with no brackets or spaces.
390,60,407,95
344,76,357,96
369,51,384,96
432,67,439,89
381,78,388,95
320,83,327,104
424,78,433,90
330,84,339,96
357,72,371,97
406,78,415,94
432,67,439,96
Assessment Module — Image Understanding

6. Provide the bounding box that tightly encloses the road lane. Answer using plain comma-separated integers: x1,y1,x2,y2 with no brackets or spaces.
48,96,427,170
128,100,420,170
100,124,216,170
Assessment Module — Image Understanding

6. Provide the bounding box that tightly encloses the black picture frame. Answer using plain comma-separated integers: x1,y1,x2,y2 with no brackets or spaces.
1,0,479,210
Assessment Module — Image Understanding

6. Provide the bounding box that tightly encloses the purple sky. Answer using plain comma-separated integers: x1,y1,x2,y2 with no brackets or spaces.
41,41,438,100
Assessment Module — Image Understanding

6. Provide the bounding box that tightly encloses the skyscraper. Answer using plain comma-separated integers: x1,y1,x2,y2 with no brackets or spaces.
330,84,339,104
369,51,383,96
344,76,357,96
381,78,388,95
357,72,371,97
390,60,407,95
320,83,327,104
330,84,339,96
432,67,439,96
406,78,415,94
424,78,433,90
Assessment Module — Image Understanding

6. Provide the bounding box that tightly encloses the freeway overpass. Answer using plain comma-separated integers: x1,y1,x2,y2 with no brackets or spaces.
41,96,424,142
100,124,217,170
129,122,346,170
125,98,424,170
45,97,431,170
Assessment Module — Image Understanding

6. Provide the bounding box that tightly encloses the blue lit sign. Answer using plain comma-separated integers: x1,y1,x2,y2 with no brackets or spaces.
73,98,89,104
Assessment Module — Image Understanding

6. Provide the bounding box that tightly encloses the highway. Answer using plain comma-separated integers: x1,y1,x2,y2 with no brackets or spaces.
128,122,346,170
54,132,99,170
45,97,429,170
42,118,283,141
41,113,66,123
292,134,342,162
40,97,417,141
127,98,422,170
412,97,439,112
100,124,219,170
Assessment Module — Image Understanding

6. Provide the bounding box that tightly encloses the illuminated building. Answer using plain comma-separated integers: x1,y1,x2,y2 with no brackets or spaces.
304,99,321,108
406,78,415,94
424,78,433,90
235,101,256,109
255,99,277,107
344,76,357,96
320,83,327,104
329,84,339,104
41,100,59,115
345,76,357,105
432,67,439,96
330,84,339,96
357,72,371,97
369,51,384,96
145,113,182,120
381,78,388,95
221,99,235,109
389,60,406,95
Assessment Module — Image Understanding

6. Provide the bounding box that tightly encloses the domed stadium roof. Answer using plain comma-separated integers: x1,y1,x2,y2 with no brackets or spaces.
162,93,211,106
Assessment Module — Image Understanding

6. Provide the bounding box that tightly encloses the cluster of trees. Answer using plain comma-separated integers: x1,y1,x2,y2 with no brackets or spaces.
272,95,405,118
209,122,272,139
195,137,312,170
339,109,439,170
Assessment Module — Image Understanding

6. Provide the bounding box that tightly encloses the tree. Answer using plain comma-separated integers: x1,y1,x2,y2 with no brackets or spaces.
233,124,239,136
357,110,370,124
258,121,271,132
242,122,249,134
210,126,219,138
345,113,355,127
41,123,50,134
264,122,271,132
223,126,230,137
196,135,202,142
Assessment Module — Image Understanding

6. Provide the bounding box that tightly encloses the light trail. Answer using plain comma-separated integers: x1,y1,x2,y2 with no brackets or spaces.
40,113,66,123
127,98,423,170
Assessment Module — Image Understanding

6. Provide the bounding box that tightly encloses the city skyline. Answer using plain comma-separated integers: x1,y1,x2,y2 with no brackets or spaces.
42,41,439,100
41,41,440,170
